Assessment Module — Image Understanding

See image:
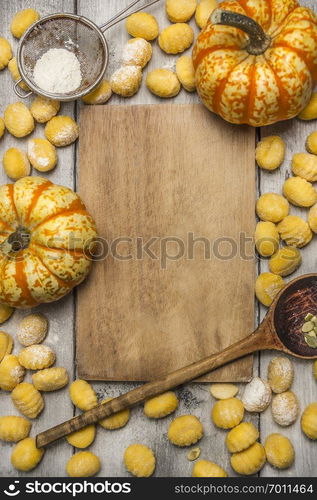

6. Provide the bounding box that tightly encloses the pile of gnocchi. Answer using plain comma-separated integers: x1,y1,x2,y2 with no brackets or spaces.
208,356,317,476
1,309,316,477
255,92,317,309
0,1,218,182
109,0,218,99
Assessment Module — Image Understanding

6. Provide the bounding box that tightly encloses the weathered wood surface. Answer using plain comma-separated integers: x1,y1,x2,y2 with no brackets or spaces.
0,0,316,478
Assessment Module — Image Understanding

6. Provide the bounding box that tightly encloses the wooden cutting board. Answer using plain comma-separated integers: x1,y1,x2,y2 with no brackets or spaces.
77,103,255,382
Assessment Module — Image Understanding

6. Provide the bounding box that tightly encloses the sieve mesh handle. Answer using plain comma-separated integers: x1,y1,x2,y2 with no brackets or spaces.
13,79,33,99
100,0,160,32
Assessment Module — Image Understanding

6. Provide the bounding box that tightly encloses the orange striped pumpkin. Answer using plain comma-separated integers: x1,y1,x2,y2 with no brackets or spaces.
0,177,97,308
193,0,317,126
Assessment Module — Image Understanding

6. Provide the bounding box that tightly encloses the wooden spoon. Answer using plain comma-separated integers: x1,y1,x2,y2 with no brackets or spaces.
37,273,317,448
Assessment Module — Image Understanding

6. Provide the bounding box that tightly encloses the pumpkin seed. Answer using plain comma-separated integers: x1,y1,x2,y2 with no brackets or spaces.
306,331,317,338
312,316,317,324
302,321,314,333
305,334,317,348
314,326,317,334
187,447,201,461
305,313,314,321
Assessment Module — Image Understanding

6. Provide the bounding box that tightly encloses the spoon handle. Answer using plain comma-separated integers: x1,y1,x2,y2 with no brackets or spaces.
36,324,272,448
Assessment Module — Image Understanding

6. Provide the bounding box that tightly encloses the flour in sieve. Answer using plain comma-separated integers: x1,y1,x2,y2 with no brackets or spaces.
33,48,82,93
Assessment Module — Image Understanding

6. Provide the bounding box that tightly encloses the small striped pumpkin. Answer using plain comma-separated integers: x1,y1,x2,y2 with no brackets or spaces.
193,0,317,126
0,177,97,308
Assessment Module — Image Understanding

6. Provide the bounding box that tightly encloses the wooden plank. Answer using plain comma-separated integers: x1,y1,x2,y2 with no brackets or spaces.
76,0,258,477
258,0,316,478
0,0,76,477
77,103,255,383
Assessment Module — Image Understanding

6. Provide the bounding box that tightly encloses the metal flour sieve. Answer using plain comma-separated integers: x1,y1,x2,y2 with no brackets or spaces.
14,0,160,101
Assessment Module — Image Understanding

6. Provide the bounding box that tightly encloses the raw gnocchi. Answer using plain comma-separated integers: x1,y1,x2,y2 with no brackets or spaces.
66,425,96,449
159,23,194,54
269,247,301,277
126,12,159,41
255,221,279,257
146,69,181,98
226,422,259,453
255,273,285,307
124,444,156,477
11,382,44,419
69,379,98,411
0,117,5,139
99,397,130,429
256,136,285,171
264,433,295,469
11,8,40,38
82,80,112,105
66,451,101,477
267,357,294,393
210,383,238,399
45,115,79,147
3,147,31,180
166,0,197,23
277,215,312,248
121,38,152,68
298,92,317,120
4,102,34,138
0,37,12,70
30,96,60,123
18,344,56,370
195,0,217,29
212,398,244,429
27,138,57,172
301,402,317,439
0,331,13,362
144,391,178,418
0,355,25,391
231,442,266,475
292,153,317,182
283,177,317,208
32,367,69,392
242,377,271,412
306,131,317,155
176,55,196,92
308,203,317,233
271,391,299,427
0,416,31,442
0,304,14,324
192,459,228,477
17,313,48,347
11,437,44,472
168,415,203,446
110,66,142,97
256,193,289,223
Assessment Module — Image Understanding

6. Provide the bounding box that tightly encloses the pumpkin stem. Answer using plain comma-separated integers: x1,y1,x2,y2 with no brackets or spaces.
1,228,30,254
211,9,271,56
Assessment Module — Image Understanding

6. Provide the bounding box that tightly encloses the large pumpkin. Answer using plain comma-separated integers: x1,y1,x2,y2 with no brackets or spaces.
193,0,317,126
0,177,97,308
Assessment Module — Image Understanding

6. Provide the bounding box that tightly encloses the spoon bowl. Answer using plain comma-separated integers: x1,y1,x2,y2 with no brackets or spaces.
273,273,317,358
37,274,317,448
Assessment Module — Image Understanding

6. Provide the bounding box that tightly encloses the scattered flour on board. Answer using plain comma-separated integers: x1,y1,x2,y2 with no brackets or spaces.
33,48,82,93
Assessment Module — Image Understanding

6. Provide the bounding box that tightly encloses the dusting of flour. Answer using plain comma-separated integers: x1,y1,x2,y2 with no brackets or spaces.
33,48,82,93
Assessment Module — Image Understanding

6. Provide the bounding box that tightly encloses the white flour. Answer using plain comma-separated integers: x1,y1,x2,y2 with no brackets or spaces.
33,48,82,93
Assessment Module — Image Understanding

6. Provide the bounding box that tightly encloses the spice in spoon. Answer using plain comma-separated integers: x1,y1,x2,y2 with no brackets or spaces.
302,313,317,348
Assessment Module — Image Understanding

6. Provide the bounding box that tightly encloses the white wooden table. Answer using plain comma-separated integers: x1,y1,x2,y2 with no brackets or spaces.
0,0,316,478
